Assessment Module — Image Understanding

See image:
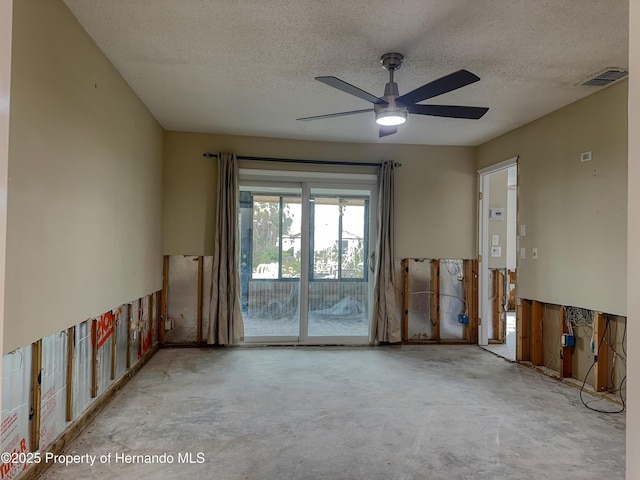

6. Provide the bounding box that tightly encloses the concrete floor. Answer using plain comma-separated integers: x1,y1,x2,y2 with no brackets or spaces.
40,346,625,480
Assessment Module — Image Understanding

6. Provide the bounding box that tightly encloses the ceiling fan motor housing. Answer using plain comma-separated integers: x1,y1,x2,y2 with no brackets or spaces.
375,53,408,125
380,52,404,72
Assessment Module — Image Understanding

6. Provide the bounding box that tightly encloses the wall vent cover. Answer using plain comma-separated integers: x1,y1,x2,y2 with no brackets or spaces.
580,68,628,87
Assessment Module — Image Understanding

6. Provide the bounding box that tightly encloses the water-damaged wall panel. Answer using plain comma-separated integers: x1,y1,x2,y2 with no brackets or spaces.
151,292,158,346
39,332,68,451
541,304,561,373
166,255,199,343
394,259,404,331
201,256,213,343
440,259,465,339
116,305,129,378
97,326,114,397
1,345,32,479
407,259,433,341
73,320,95,418
129,301,141,364
140,295,152,356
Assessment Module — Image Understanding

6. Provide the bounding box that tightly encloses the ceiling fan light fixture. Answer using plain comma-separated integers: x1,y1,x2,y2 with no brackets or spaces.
375,109,407,126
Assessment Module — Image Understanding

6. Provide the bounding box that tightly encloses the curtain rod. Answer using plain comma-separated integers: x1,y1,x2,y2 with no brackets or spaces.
202,152,401,168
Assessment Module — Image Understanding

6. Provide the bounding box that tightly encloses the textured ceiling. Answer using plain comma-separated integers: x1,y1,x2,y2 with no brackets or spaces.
63,0,628,146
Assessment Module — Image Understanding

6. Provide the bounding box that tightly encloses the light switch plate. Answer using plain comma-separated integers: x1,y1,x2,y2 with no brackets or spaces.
520,247,526,259
532,248,538,260
492,235,499,246
520,224,526,236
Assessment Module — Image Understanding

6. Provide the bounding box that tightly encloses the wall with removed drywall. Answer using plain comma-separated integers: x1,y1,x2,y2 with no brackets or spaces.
163,131,477,260
477,80,627,315
5,0,164,353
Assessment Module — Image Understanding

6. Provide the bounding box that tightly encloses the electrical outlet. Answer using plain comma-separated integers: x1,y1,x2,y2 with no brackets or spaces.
532,248,538,260
520,247,526,259
491,246,502,257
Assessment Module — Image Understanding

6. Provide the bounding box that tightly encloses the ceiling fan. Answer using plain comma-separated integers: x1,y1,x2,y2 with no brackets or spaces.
297,53,489,137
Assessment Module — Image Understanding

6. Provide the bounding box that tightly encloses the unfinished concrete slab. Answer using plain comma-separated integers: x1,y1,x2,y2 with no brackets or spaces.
39,346,625,480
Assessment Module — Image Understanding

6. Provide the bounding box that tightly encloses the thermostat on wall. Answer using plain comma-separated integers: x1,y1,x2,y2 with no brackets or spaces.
489,207,505,220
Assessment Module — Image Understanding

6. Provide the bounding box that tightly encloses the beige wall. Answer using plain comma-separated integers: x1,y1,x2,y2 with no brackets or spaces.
4,0,164,353
478,81,628,315
163,131,477,260
627,0,639,476
0,0,12,410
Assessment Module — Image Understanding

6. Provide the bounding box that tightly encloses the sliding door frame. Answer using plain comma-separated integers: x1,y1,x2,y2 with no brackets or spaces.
239,169,377,345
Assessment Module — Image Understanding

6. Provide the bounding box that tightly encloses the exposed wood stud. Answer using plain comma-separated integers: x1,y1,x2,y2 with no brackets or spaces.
126,303,132,369
30,339,43,451
66,326,75,422
593,312,610,391
492,270,505,342
150,292,156,344
430,259,440,342
516,299,531,361
507,270,517,310
160,255,169,344
197,256,204,344
91,319,98,398
560,306,573,378
471,259,479,344
138,298,143,359
463,260,472,343
402,259,409,342
531,300,543,366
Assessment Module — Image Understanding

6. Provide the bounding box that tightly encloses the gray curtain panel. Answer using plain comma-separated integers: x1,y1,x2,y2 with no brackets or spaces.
371,160,401,343
207,152,244,345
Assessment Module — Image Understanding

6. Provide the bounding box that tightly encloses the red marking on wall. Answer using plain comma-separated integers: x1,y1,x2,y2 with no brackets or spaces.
0,437,28,480
91,310,118,349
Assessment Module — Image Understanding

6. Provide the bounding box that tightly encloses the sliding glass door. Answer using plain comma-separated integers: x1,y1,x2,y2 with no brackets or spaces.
307,188,370,337
239,176,376,344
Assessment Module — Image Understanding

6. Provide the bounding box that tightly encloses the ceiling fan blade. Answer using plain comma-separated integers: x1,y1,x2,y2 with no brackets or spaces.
315,76,387,105
379,126,397,138
297,108,373,121
408,104,489,119
397,70,481,106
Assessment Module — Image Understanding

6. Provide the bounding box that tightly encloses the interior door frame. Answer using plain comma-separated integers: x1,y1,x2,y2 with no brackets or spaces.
477,156,518,346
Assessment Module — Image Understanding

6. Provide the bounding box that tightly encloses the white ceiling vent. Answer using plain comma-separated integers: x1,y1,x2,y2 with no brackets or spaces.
579,68,628,87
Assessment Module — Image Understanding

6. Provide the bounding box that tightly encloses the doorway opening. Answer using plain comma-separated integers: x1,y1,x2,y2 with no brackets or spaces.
478,158,518,360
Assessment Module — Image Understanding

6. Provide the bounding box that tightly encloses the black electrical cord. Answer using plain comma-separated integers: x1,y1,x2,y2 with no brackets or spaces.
579,317,625,414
